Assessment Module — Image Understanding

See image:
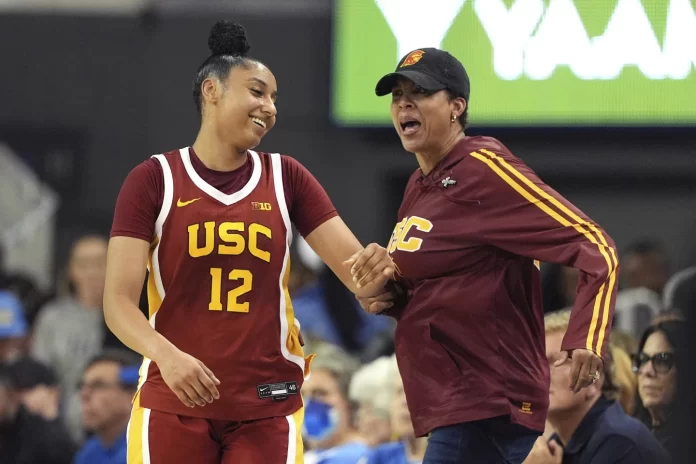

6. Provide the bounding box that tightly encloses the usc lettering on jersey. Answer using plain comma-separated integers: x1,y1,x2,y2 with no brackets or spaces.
137,148,311,421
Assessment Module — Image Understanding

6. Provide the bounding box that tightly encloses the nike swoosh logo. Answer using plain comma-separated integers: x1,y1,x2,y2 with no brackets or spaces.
177,197,201,207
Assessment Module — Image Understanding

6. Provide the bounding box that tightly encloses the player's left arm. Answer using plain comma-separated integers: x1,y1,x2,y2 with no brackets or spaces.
282,156,393,298
469,148,618,391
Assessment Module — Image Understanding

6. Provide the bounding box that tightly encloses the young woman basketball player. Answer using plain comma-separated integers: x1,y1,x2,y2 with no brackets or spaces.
104,20,393,464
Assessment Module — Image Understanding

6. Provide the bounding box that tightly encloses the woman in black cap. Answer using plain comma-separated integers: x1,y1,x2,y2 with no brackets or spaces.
347,47,620,463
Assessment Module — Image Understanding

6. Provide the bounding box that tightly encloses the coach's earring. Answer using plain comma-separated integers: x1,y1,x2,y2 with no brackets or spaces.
451,114,458,123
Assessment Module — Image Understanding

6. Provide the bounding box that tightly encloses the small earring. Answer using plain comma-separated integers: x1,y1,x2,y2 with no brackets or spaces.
451,114,458,123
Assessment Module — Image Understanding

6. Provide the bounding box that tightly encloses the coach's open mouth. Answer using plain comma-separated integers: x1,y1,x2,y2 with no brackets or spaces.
400,120,421,135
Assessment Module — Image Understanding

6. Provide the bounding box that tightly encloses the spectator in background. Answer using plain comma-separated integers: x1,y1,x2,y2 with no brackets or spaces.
291,236,392,359
610,330,638,359
633,319,686,459
613,287,663,341
610,240,670,340
622,239,670,295
368,355,427,464
649,310,684,325
0,363,76,464
289,242,345,348
661,266,696,316
7,356,60,421
31,234,111,443
608,335,638,416
0,275,50,337
302,342,370,464
0,289,29,362
349,356,393,447
0,241,53,337
666,270,696,464
73,349,140,464
528,310,668,463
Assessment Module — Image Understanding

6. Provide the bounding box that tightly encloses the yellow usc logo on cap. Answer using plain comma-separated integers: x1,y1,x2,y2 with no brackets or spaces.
400,50,424,67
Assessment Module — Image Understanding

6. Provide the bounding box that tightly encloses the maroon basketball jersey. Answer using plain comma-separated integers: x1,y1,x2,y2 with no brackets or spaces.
136,148,310,421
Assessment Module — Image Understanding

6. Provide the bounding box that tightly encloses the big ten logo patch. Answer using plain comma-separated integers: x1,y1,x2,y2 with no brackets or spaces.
387,216,433,253
251,202,272,211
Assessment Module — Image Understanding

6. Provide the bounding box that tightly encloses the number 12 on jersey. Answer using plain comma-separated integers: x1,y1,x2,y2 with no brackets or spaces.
209,268,253,313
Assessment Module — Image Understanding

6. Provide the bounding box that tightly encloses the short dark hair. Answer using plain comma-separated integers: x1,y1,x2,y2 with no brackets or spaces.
7,357,57,390
633,319,686,427
623,239,666,257
85,349,142,388
193,20,263,115
0,363,11,390
637,320,686,364
663,268,696,314
446,89,469,131
85,349,141,372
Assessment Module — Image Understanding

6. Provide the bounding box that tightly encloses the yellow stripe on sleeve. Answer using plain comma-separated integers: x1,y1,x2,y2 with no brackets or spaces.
596,261,618,354
478,149,618,353
472,150,617,354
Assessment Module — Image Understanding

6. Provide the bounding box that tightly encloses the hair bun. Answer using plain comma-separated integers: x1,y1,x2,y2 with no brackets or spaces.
208,20,251,57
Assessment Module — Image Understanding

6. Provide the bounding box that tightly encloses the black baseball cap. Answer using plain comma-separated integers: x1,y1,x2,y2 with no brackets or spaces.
375,47,470,101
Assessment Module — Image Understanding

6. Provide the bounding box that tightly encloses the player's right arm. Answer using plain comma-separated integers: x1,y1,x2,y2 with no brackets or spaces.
104,160,220,408
282,155,394,297
103,237,173,375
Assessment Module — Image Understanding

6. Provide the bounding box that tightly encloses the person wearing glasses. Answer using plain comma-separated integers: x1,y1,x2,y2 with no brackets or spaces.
633,319,686,460
523,309,669,464
73,349,141,464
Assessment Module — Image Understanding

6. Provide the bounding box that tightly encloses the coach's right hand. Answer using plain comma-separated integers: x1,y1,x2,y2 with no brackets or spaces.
158,347,221,408
357,290,394,315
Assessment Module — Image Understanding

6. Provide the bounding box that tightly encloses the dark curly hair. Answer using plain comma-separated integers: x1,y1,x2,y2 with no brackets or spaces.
633,320,686,428
192,20,264,115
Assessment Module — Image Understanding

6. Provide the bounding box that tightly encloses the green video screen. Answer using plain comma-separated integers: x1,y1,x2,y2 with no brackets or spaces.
332,0,696,126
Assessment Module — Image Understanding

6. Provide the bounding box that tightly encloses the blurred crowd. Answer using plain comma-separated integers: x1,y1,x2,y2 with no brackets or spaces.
0,232,693,463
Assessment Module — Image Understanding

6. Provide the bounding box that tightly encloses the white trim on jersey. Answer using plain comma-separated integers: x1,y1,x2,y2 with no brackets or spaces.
141,408,152,464
271,153,305,374
135,154,173,391
179,147,262,206
151,154,173,299
124,404,152,464
285,413,297,464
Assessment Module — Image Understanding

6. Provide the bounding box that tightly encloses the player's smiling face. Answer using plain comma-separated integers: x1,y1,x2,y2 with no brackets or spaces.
209,61,278,152
390,78,460,155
